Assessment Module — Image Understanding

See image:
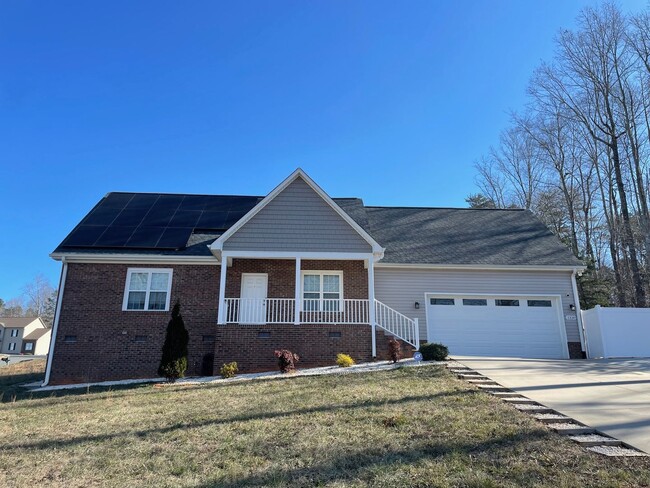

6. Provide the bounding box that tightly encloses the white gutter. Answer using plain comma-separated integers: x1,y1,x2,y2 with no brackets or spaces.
43,258,68,386
571,268,588,358
50,253,219,265
374,263,587,272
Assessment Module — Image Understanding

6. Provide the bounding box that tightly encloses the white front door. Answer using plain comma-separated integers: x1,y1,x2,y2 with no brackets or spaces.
240,273,268,324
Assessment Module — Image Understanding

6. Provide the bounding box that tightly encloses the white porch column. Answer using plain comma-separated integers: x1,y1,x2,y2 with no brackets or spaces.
294,257,301,325
217,254,228,324
368,258,377,358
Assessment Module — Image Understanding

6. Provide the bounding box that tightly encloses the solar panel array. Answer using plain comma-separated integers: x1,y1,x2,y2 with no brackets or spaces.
60,193,262,250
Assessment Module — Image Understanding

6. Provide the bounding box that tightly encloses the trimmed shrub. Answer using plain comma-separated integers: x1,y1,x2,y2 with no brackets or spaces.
220,362,238,379
388,337,401,363
419,342,449,361
274,349,300,373
336,353,355,368
158,302,189,383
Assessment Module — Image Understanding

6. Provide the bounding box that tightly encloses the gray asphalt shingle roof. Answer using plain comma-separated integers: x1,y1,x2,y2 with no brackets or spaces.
54,193,582,267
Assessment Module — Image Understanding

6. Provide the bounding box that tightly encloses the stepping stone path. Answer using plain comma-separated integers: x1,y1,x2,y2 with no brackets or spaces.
446,362,648,457
570,434,621,447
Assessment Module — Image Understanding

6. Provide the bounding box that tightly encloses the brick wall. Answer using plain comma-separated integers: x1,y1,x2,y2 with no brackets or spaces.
49,263,221,384
49,259,373,384
225,259,368,299
215,324,413,373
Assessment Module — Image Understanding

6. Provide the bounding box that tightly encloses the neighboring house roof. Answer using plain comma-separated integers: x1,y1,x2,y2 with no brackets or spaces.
23,328,50,340
52,189,582,268
0,317,44,328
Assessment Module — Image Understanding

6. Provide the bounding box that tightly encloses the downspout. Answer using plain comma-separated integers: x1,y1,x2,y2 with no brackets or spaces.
571,269,588,359
43,258,68,386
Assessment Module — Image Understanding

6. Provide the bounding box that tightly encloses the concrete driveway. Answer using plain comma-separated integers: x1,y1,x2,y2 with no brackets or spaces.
454,356,650,454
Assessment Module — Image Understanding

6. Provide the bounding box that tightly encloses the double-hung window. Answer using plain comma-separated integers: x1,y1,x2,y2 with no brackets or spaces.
302,271,342,312
123,268,173,311
10,329,18,337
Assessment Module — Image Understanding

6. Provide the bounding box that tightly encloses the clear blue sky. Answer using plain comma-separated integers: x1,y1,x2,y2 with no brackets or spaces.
0,1,644,299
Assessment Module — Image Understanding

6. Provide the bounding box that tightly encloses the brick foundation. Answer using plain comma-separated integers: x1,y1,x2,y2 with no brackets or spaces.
214,323,414,373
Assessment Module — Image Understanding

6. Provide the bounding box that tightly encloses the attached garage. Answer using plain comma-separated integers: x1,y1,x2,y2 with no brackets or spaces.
426,294,569,359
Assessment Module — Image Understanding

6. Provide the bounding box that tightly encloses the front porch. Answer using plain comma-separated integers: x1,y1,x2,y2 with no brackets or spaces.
215,256,419,358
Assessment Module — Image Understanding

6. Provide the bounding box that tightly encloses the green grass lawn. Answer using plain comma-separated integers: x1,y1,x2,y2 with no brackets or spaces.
1,365,648,487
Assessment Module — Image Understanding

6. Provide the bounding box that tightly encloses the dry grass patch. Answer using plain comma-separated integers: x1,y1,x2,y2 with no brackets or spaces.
0,359,45,401
0,365,648,487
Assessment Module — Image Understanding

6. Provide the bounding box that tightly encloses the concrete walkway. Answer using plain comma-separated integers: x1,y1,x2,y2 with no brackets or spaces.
455,357,650,454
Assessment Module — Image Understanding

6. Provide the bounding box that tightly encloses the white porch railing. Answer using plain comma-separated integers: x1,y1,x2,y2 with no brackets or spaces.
374,299,419,348
223,298,370,324
225,298,295,324
301,299,369,324
223,297,420,348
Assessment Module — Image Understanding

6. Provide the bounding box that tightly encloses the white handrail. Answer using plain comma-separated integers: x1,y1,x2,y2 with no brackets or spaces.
374,299,419,348
223,298,371,325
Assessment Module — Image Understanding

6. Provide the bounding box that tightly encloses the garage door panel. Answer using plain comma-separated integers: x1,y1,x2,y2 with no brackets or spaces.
427,295,566,359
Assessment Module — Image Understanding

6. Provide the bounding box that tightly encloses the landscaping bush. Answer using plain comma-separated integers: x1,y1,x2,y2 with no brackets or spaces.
158,302,189,383
388,337,401,363
419,342,449,361
219,362,238,379
274,349,300,373
336,353,355,368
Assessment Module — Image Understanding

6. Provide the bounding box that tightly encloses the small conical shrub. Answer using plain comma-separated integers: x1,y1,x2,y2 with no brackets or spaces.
158,301,189,382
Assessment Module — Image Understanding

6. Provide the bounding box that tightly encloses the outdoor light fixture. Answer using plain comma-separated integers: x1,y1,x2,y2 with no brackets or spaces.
414,301,420,309
569,304,576,311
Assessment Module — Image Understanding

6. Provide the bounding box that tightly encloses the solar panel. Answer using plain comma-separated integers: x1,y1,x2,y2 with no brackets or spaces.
112,207,149,227
94,226,137,247
168,210,202,228
126,194,159,209
59,192,263,251
61,225,106,247
197,211,228,229
157,227,193,248
126,226,166,248
82,206,121,226
102,193,134,208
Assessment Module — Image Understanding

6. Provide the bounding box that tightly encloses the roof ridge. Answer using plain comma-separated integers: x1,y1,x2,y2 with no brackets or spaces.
365,206,526,211
104,191,265,198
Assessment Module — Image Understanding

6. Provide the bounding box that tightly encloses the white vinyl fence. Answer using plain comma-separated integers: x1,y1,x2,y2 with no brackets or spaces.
582,306,650,358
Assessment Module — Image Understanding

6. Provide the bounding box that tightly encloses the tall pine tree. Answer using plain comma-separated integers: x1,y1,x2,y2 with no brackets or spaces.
158,302,189,382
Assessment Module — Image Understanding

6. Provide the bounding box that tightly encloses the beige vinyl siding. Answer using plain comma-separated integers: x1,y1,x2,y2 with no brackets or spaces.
374,267,581,343
224,176,372,253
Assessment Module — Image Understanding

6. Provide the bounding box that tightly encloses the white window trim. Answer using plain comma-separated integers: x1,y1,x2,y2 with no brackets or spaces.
25,342,33,351
10,329,18,337
9,342,16,351
300,270,344,311
122,268,173,312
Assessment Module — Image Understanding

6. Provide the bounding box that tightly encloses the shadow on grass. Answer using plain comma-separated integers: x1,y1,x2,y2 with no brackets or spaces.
7,389,476,451
195,430,555,488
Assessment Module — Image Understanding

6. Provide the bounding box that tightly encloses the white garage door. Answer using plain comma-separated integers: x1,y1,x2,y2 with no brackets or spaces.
426,295,568,359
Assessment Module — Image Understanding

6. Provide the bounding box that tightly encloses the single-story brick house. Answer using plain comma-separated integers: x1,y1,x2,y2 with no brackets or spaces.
44,169,585,385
